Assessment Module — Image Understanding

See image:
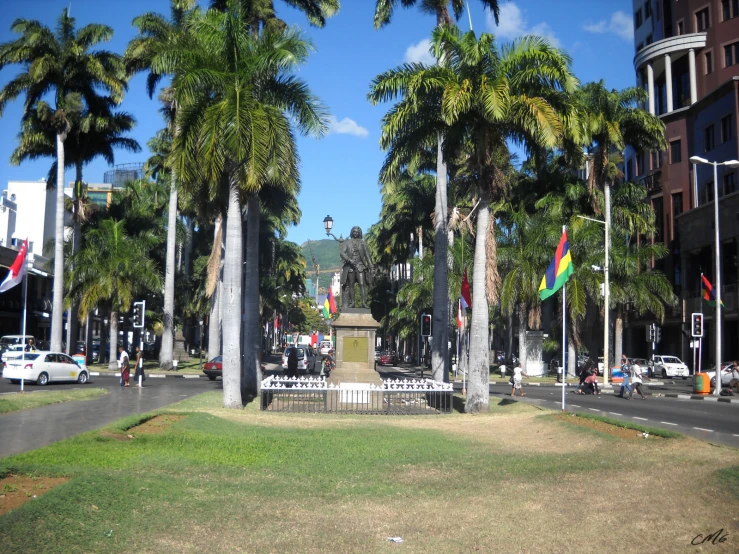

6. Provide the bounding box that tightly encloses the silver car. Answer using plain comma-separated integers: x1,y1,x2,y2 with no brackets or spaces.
281,346,317,374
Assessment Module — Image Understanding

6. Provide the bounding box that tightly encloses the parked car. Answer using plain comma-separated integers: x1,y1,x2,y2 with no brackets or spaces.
281,346,317,374
374,349,382,363
4,351,90,385
91,342,110,364
0,335,34,352
630,358,649,377
379,351,398,366
652,355,690,379
202,355,223,381
319,341,333,356
597,357,604,375
1,344,26,364
703,363,739,389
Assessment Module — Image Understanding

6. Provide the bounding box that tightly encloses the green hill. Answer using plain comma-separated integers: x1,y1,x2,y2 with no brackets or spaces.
302,239,340,272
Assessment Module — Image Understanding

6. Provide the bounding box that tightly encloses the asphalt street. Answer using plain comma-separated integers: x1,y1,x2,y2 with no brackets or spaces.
0,376,219,458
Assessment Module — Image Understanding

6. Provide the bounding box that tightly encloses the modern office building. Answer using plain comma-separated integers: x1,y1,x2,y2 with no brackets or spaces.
625,0,739,365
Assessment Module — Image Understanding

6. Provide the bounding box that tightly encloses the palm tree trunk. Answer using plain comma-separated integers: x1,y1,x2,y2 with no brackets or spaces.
568,339,577,377
518,304,528,370
431,137,449,383
614,307,624,366
417,226,423,260
243,194,261,396
50,132,66,353
159,174,177,369
108,311,118,371
208,215,223,361
66,162,83,355
222,176,243,409
465,194,490,413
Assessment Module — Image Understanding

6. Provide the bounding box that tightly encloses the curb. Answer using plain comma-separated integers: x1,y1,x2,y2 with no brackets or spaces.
90,371,207,379
661,392,738,403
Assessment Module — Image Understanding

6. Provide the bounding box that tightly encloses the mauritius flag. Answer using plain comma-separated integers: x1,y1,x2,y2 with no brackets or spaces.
538,231,574,301
701,274,724,307
323,289,336,318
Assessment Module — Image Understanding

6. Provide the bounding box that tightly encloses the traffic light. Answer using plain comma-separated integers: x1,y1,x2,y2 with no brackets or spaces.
133,301,145,328
421,313,432,337
647,324,655,342
691,313,703,337
654,326,662,343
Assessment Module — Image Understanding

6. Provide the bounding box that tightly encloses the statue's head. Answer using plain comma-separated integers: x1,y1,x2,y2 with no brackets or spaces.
350,226,362,238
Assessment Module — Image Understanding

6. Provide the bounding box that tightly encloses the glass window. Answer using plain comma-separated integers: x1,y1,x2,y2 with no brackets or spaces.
44,354,58,363
721,114,733,142
705,124,715,151
646,34,653,45
705,51,713,74
652,197,664,243
645,1,652,19
723,0,731,20
672,192,683,239
677,20,684,35
635,8,643,28
702,181,715,204
670,139,682,163
696,7,710,31
726,42,739,67
724,172,736,195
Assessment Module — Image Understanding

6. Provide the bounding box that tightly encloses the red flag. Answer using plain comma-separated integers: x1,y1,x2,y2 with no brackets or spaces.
460,269,472,309
457,299,463,328
0,239,28,293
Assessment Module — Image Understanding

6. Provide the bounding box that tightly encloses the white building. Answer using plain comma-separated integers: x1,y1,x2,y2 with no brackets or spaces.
331,271,341,298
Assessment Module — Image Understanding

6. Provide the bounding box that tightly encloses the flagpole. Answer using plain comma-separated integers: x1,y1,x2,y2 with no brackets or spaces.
699,273,704,374
20,257,28,392
561,225,566,412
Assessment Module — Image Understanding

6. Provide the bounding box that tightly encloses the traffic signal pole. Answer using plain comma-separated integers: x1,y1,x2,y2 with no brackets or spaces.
133,300,146,387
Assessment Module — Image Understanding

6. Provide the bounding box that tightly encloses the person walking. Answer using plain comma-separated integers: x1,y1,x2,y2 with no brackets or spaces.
118,346,130,387
286,347,298,378
134,345,146,388
619,355,632,399
630,361,647,399
511,361,527,397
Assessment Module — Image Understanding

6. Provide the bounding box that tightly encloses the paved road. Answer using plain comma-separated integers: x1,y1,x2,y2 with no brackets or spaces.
0,377,219,458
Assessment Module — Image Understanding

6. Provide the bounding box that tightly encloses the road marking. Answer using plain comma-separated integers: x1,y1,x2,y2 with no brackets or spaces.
609,412,622,416
571,404,581,407
703,397,718,402
589,408,601,412
677,394,692,400
660,421,678,426
693,427,714,432
150,375,166,378
734,435,739,437
633,417,648,421
183,375,200,379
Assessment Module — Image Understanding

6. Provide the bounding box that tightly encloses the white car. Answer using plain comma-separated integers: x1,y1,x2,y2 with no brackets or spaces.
3,351,90,385
703,363,739,389
319,340,333,356
281,346,317,374
652,355,690,379
1,344,26,364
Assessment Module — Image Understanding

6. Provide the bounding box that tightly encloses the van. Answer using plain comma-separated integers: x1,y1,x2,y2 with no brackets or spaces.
319,341,333,356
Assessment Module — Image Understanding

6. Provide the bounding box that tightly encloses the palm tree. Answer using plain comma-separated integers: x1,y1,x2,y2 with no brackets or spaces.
371,28,575,411
171,2,326,407
372,1,500,383
0,8,127,352
66,219,162,369
125,2,198,369
211,0,340,31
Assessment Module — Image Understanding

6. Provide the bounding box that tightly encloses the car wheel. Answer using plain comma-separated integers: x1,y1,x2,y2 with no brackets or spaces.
208,375,217,381
662,369,667,379
37,372,49,386
77,371,89,384
8,379,19,384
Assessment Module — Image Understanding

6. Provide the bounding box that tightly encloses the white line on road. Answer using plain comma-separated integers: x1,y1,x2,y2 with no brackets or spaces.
150,375,166,378
609,412,622,416
660,422,678,426
183,375,200,379
693,427,714,432
633,417,648,421
589,408,601,412
571,404,581,407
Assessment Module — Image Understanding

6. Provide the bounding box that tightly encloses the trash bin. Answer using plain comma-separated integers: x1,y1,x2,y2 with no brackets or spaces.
693,373,710,394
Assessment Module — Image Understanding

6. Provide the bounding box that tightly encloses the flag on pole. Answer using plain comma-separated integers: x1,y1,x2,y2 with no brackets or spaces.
538,231,574,301
0,239,28,293
457,299,463,328
322,289,337,318
460,269,472,309
701,274,724,307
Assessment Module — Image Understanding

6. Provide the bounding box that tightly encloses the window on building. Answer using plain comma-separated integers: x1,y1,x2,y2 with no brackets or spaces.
635,8,643,28
725,41,739,67
646,34,653,45
696,7,710,31
652,150,663,169
656,0,661,21
721,114,733,142
705,51,713,74
645,1,652,19
636,42,644,52
722,0,739,20
672,192,683,238
670,139,682,163
677,20,684,35
724,172,736,195
702,181,715,204
705,124,715,151
637,152,645,175
652,197,664,243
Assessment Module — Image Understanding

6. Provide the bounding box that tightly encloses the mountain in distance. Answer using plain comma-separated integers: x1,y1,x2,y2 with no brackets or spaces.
301,239,340,273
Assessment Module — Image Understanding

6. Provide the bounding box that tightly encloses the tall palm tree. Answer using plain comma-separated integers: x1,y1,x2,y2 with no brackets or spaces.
373,1,500,383
371,27,576,411
0,8,127,352
171,2,326,407
211,0,339,31
66,219,162,369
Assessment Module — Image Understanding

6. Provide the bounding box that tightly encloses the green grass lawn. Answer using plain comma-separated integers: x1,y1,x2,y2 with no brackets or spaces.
0,388,108,414
0,392,737,553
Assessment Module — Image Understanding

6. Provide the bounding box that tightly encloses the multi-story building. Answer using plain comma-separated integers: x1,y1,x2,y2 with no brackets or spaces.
625,0,739,366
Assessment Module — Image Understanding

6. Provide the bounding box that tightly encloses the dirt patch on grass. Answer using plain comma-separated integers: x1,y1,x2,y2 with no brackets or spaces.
128,414,186,435
0,474,69,516
552,413,664,440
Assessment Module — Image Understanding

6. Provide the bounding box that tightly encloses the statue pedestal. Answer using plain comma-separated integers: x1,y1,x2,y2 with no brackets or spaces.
173,329,190,363
329,309,382,388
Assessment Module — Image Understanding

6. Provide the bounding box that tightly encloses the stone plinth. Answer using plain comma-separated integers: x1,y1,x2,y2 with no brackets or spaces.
329,309,382,387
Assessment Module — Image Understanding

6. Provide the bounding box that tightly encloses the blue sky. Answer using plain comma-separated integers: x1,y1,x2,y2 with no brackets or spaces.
0,0,637,247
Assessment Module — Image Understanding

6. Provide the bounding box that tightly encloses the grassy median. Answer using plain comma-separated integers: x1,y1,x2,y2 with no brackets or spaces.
0,388,108,414
0,392,737,553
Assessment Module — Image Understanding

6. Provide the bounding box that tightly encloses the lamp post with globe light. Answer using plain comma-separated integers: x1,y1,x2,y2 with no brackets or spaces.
688,155,739,396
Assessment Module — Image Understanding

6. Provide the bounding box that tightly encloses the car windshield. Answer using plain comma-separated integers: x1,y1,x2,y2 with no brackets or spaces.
0,337,21,345
285,347,305,359
11,353,39,361
210,356,222,363
661,357,681,364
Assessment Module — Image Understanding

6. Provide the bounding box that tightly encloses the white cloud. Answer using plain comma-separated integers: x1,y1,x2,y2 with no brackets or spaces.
327,116,369,138
583,11,634,41
486,2,561,47
404,38,435,65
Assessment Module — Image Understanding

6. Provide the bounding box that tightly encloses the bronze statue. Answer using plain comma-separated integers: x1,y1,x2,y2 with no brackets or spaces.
340,226,374,309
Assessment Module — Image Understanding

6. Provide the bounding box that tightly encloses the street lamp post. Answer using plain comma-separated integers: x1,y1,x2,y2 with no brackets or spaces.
199,319,204,372
688,156,739,396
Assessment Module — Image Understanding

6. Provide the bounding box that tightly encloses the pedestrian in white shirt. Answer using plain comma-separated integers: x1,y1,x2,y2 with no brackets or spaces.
511,362,527,397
